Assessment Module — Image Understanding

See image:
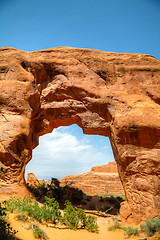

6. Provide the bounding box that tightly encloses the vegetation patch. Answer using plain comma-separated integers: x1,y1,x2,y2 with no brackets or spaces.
124,226,139,238
27,178,84,207
140,217,160,237
32,224,48,240
108,216,160,239
5,196,99,233
108,217,124,231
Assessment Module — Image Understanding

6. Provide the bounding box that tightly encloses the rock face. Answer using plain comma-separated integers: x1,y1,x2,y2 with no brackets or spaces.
0,47,160,222
59,161,124,195
91,161,118,173
26,173,39,188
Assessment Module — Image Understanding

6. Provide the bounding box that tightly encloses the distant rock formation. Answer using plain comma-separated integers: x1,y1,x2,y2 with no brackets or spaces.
59,162,124,195
91,161,118,173
0,46,160,222
26,173,39,188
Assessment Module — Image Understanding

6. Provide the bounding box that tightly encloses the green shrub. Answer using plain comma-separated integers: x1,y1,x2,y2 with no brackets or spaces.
44,196,62,224
0,203,17,240
15,212,28,222
140,217,160,237
77,208,86,228
124,226,139,238
5,196,62,224
63,200,79,230
108,217,124,231
63,201,98,232
5,197,99,233
108,217,160,238
85,215,98,232
32,224,48,239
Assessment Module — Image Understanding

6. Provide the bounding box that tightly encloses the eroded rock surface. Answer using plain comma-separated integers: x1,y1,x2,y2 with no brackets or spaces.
0,46,160,222
26,173,39,188
59,161,124,195
91,161,118,173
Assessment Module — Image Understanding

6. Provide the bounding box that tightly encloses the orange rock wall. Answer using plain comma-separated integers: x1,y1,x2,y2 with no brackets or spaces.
26,173,39,188
0,47,160,222
91,162,118,173
60,161,124,195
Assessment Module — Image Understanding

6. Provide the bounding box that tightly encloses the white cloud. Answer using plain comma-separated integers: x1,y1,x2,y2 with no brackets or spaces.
44,129,92,155
34,129,94,164
25,125,115,180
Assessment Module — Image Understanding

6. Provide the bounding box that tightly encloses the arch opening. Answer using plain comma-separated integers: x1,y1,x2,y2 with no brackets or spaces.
25,124,121,195
25,124,125,215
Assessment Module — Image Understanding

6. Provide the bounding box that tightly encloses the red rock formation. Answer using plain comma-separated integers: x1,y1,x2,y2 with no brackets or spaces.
0,47,160,222
26,173,39,188
60,162,124,195
91,161,118,173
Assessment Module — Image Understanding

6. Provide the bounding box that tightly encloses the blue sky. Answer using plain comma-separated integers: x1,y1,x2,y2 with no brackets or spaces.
26,125,115,180
1,0,160,179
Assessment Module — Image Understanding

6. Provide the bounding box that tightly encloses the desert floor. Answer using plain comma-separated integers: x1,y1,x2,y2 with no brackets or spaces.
9,213,126,240
1,194,127,240
1,194,157,240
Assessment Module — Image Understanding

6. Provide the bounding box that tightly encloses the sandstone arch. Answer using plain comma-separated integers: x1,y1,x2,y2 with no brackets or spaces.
0,47,160,222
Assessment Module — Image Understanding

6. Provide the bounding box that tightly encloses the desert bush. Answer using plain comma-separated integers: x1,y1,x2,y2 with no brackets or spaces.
108,217,124,231
124,226,139,238
63,200,79,230
5,197,99,233
5,196,33,213
85,215,98,232
62,200,98,232
15,212,28,222
140,217,160,237
44,196,62,224
77,208,86,228
108,216,160,238
108,217,160,238
32,224,48,239
5,196,62,224
0,203,17,240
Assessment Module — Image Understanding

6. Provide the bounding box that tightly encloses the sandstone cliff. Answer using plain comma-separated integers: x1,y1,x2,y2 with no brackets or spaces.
26,172,39,188
0,46,160,222
91,161,118,173
59,161,124,195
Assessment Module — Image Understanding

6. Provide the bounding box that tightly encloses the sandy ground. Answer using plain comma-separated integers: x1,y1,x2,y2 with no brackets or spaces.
0,194,136,240
1,194,157,240
8,213,126,240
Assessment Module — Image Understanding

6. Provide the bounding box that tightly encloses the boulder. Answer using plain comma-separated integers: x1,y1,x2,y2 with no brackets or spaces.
26,173,39,188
